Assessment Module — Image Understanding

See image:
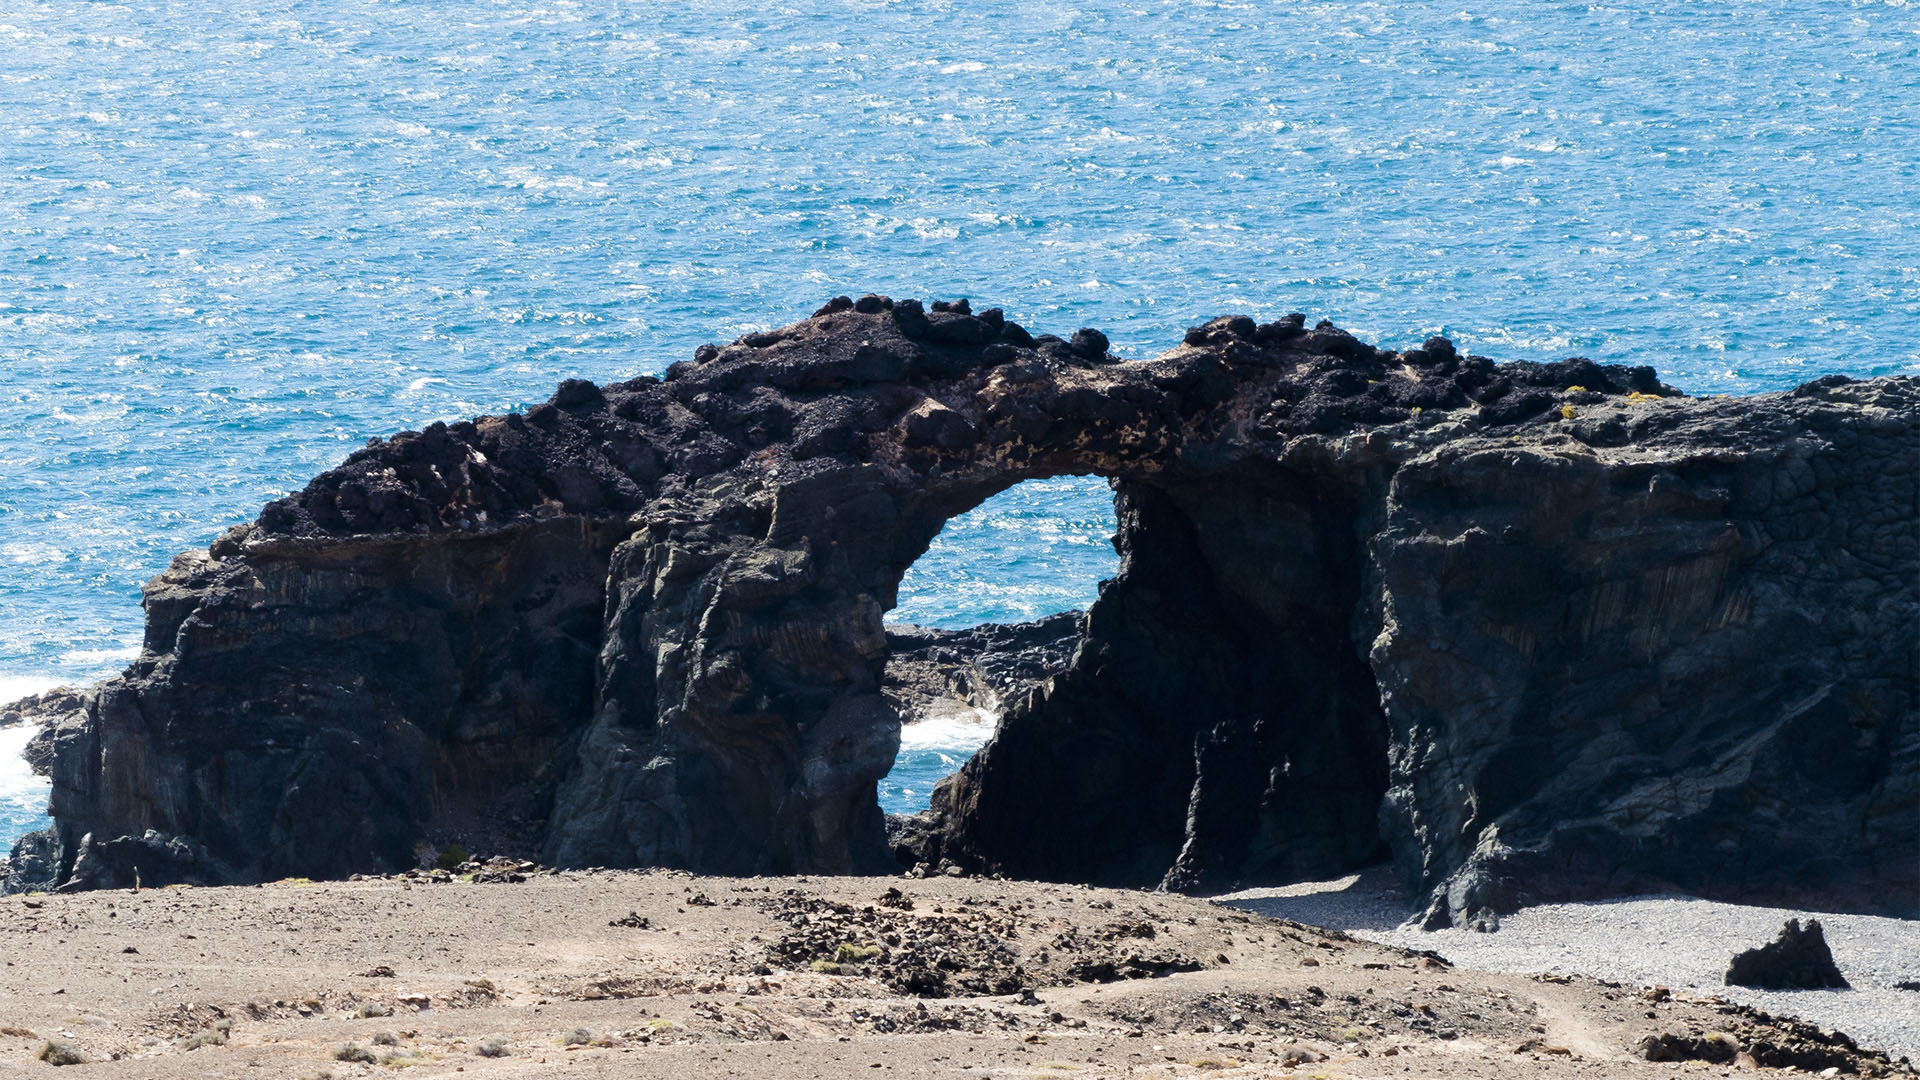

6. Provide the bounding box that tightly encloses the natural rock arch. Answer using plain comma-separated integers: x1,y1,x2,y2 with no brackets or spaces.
8,296,1915,927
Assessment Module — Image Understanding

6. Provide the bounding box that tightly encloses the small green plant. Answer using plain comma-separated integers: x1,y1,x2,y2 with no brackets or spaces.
434,842,470,871
36,1039,85,1066
809,959,847,975
833,943,882,964
333,1042,377,1063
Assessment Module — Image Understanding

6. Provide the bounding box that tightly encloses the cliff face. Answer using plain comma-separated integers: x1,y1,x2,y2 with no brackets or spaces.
6,297,1914,925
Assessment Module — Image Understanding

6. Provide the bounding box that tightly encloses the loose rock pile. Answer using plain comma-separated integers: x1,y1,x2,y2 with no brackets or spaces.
762,889,1210,998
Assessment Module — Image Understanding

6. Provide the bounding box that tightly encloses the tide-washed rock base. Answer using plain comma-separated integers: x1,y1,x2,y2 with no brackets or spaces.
5,296,1915,927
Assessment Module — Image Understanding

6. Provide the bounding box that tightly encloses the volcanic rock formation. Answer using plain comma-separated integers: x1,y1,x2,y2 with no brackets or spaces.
881,613,1084,731
5,296,1915,927
1725,919,1850,990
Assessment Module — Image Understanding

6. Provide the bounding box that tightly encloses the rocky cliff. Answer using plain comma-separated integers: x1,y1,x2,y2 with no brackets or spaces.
6,296,1915,926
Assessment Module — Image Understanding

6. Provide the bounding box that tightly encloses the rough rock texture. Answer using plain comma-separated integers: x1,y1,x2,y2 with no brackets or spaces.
1726,919,1851,990
881,612,1083,726
6,296,1916,928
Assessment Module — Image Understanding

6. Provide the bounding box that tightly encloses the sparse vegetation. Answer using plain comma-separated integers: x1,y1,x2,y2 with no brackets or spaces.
561,1026,594,1046
834,943,883,964
357,1001,393,1018
181,1018,232,1050
333,1042,378,1063
36,1039,85,1066
476,1037,509,1058
433,842,470,871
371,1031,400,1046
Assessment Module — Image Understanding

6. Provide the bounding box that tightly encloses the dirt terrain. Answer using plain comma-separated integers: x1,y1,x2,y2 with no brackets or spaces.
0,867,1906,1078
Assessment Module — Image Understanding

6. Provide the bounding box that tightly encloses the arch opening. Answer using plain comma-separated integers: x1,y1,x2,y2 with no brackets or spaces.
895,462,1394,895
878,475,1120,814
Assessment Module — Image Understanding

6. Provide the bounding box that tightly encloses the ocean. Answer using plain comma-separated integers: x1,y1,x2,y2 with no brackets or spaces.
2,0,1914,842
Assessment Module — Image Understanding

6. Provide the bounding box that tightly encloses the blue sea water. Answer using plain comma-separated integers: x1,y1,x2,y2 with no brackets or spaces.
1,1,1915,838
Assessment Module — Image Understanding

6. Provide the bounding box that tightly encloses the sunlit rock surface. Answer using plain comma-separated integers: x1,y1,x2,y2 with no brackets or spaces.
7,297,1914,925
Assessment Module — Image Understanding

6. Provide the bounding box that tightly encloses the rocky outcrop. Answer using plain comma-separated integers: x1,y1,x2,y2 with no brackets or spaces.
881,613,1084,727
6,296,1915,926
1725,919,1850,990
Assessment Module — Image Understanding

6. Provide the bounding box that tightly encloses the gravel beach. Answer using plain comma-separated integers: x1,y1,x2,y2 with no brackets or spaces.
1219,868,1920,1064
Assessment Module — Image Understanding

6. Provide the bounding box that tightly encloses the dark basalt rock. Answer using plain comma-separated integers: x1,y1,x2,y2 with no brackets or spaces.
882,613,1084,727
4,298,1915,929
1726,919,1851,990
1640,1013,1906,1077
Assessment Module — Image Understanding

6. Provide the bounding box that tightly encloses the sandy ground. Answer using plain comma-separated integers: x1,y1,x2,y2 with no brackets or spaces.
0,868,1910,1079
1218,868,1920,1064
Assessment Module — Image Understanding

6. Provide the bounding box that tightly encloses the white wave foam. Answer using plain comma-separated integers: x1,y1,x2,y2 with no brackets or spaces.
900,700,997,753
0,675,61,709
0,725,46,804
60,645,137,667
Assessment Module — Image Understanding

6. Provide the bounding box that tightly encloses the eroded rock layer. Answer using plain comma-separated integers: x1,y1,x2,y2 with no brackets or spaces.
6,296,1915,925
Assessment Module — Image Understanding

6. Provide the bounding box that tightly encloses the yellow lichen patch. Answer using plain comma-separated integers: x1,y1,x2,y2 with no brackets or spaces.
1559,404,1576,420
1625,390,1663,403
1564,385,1587,393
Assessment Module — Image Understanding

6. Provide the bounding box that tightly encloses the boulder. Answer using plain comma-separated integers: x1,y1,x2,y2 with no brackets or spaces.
1726,919,1850,990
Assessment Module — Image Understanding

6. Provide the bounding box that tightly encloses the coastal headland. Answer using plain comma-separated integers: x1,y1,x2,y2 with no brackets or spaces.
4,296,1913,933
